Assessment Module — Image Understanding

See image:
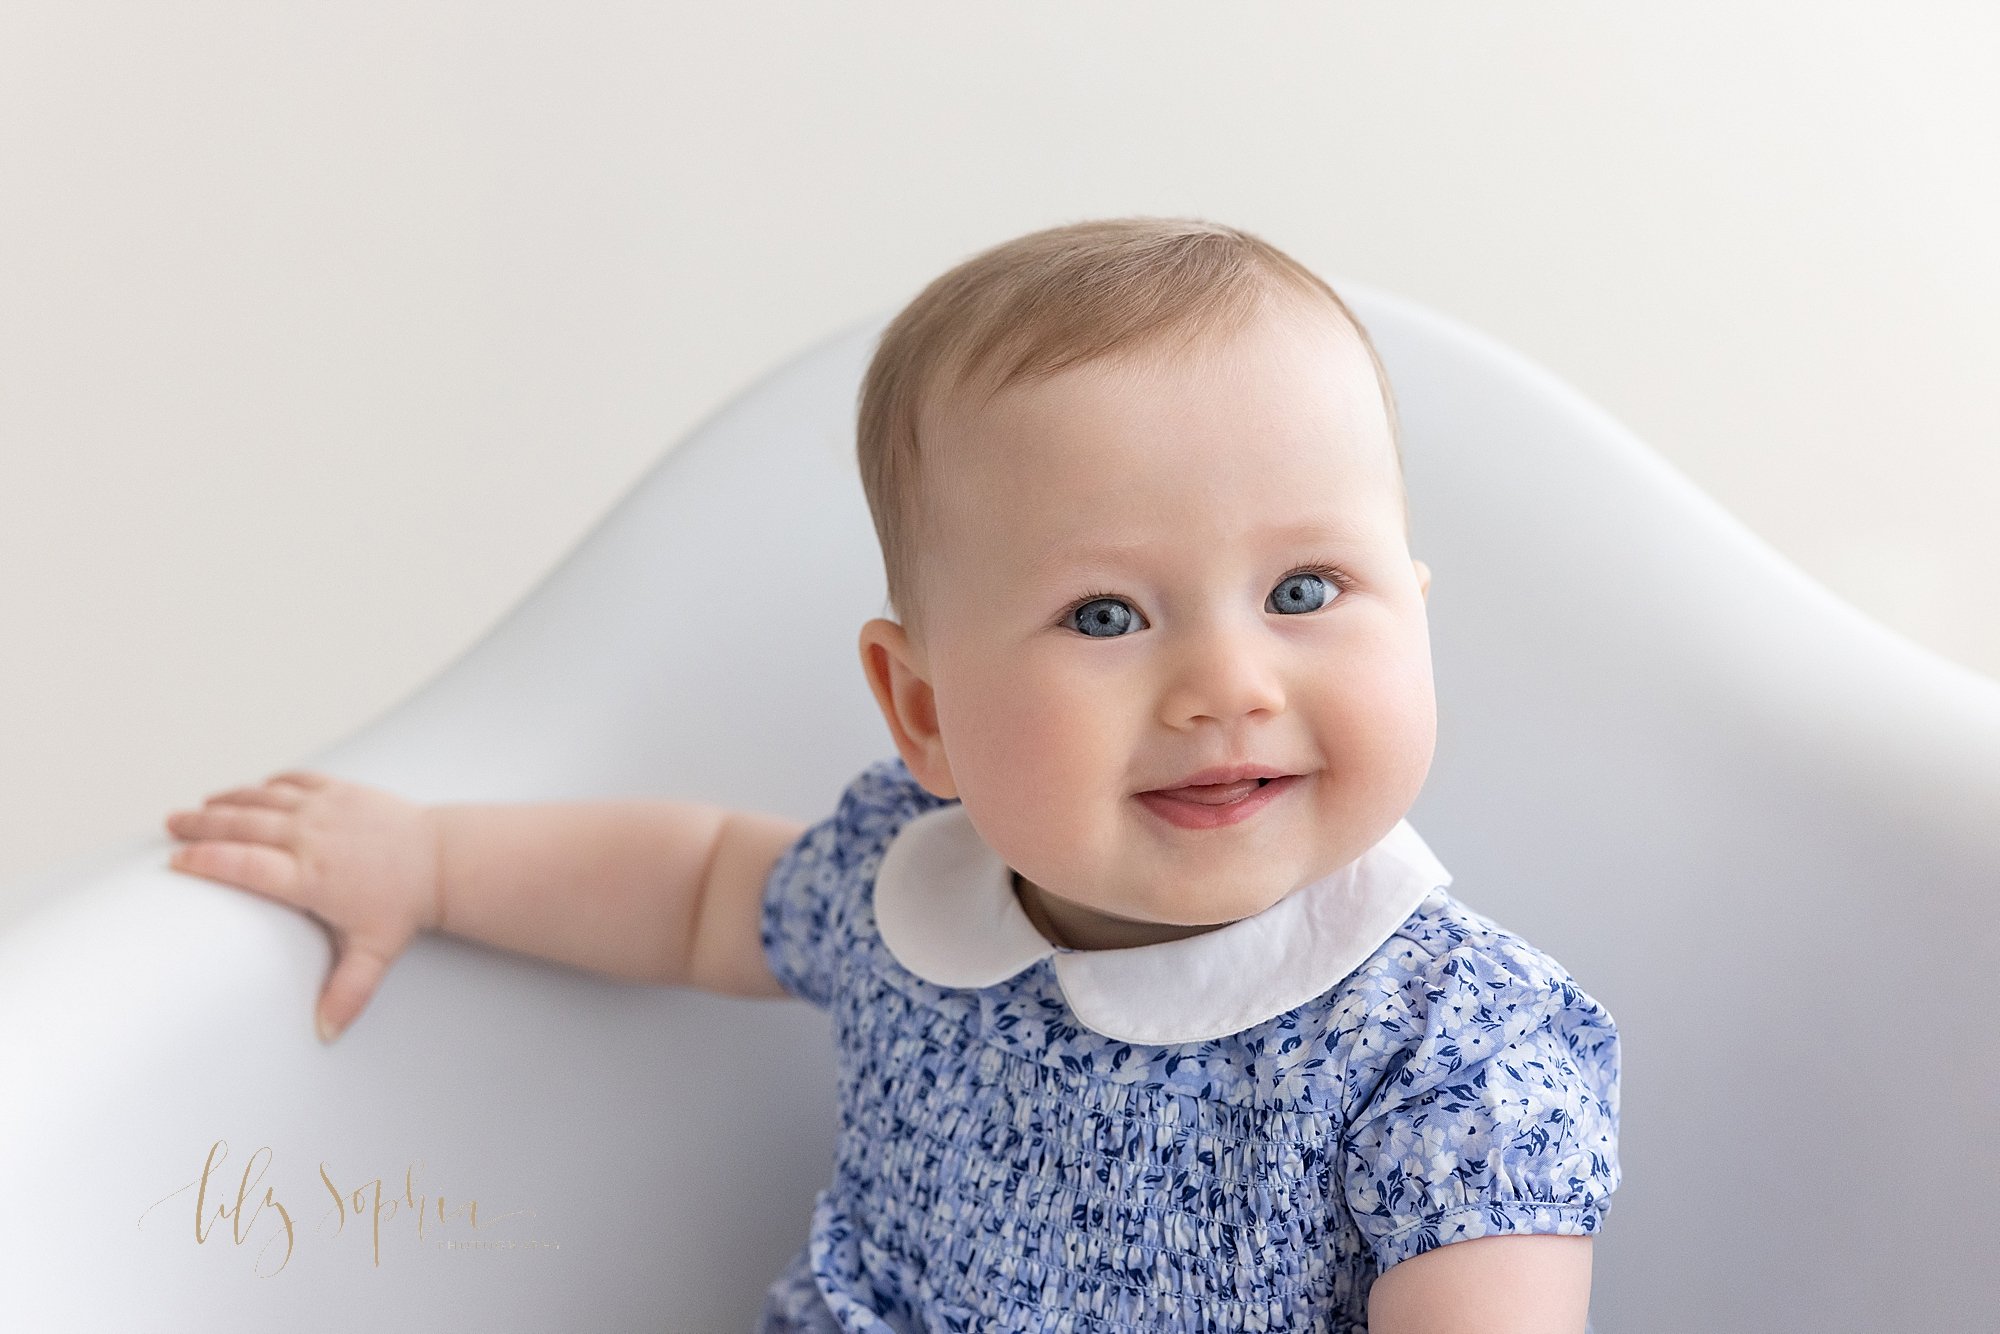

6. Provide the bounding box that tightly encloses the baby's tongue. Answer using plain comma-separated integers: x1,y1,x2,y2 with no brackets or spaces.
1161,780,1260,805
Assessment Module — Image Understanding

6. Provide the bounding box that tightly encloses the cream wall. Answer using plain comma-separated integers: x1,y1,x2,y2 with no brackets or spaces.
2,2,1994,906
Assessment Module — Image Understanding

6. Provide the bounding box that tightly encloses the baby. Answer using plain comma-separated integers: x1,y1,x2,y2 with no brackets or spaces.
163,217,1620,1332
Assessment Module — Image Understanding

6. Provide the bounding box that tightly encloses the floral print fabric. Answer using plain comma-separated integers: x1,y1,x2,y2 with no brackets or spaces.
755,757,1620,1332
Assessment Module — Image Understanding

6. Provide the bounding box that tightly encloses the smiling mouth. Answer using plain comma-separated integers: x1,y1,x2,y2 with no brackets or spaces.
1152,776,1279,806
1135,773,1303,829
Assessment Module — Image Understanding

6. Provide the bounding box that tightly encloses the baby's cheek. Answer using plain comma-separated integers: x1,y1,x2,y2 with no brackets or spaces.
940,669,1112,825
945,655,1054,753
982,696,1077,794
1011,678,1119,779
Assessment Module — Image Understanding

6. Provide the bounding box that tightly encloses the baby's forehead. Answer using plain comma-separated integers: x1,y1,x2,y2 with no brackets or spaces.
921,304,1400,519
932,393,1398,504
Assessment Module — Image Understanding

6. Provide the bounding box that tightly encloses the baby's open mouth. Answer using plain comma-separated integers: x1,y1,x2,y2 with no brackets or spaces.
1157,776,1276,806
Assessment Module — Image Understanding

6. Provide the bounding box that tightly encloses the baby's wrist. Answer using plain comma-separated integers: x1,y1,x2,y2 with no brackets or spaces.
419,805,450,934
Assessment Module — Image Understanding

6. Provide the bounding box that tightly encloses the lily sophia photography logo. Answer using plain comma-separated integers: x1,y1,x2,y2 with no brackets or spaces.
136,1139,556,1277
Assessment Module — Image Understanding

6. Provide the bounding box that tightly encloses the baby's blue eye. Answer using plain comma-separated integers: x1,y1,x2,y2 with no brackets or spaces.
1069,598,1140,638
1270,571,1333,614
1064,570,1340,638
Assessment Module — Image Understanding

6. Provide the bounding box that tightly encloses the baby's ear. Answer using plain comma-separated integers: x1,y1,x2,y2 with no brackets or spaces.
856,618,957,798
1413,559,1432,601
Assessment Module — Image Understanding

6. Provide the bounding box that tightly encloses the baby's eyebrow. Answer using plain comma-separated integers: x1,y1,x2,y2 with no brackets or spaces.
1026,537,1148,576
1028,519,1360,576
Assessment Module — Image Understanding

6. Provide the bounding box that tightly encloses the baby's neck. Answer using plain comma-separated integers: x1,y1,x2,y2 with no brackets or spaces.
1010,871,1234,952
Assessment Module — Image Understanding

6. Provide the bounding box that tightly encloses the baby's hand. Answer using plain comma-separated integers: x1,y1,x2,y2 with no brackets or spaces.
163,770,441,1045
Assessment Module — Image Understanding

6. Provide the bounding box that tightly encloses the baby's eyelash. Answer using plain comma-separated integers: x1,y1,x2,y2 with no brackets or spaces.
1058,588,1127,623
1057,564,1356,623
1292,562,1358,593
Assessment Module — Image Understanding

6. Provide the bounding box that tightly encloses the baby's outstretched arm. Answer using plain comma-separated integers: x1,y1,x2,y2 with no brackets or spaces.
1367,1232,1593,1333
163,771,803,1043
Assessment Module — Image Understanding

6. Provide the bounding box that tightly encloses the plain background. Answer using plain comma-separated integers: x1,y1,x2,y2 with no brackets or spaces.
2,2,1995,915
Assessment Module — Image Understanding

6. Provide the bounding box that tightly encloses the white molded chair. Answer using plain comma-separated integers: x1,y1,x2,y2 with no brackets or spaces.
3,284,1996,1332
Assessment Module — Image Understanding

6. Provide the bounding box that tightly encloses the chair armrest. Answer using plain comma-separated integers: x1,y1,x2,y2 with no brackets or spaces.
0,840,839,1328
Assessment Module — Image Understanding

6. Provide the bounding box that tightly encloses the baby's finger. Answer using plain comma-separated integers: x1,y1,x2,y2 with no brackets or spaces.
166,804,293,847
315,935,398,1044
202,783,306,811
268,771,329,790
168,839,303,906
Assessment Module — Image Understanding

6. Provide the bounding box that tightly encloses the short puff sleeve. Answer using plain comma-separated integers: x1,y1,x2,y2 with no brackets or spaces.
1337,936,1621,1274
759,756,950,1009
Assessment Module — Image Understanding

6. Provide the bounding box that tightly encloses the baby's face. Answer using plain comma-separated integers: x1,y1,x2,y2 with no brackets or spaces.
859,301,1435,950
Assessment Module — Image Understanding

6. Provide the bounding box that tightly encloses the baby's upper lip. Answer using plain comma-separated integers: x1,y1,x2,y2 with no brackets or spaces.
1143,762,1293,793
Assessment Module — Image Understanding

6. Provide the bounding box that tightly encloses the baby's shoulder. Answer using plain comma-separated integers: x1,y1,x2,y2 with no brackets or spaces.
818,755,958,862
1352,883,1592,1001
1300,885,1615,1090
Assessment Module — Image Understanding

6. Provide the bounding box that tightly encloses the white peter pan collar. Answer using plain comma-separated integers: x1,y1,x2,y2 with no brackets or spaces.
871,803,1454,1045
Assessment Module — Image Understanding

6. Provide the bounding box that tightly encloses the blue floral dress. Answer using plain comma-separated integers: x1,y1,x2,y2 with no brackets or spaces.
756,757,1620,1332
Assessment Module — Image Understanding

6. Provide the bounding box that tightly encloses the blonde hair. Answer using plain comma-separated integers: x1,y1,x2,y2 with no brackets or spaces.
856,216,1404,647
